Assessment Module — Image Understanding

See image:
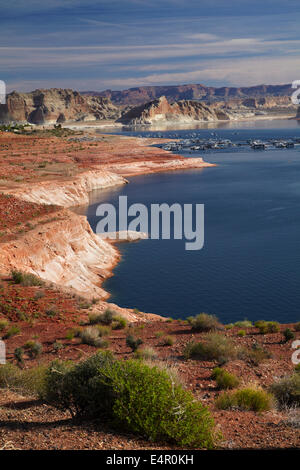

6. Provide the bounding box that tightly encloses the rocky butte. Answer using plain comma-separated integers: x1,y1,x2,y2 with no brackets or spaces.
118,95,296,126
0,88,120,124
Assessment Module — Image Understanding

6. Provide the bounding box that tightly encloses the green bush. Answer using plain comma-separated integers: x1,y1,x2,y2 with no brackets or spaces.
295,322,300,332
234,320,253,328
187,313,219,332
126,334,143,352
43,352,217,448
216,387,273,411
270,373,300,407
42,352,115,417
184,334,236,363
237,330,246,337
255,320,280,334
283,328,295,342
211,367,239,390
11,270,44,287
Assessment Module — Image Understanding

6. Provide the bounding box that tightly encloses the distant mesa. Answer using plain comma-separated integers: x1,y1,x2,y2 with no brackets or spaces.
0,83,297,125
83,83,294,107
0,88,120,124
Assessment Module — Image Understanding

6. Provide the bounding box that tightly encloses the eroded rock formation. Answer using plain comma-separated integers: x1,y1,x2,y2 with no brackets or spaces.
0,88,120,124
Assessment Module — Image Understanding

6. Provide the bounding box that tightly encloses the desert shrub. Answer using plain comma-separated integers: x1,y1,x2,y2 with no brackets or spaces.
0,363,47,395
134,346,157,360
126,334,143,352
211,367,239,390
34,290,45,300
3,325,20,339
234,320,253,328
160,335,174,346
255,320,280,334
53,341,64,352
79,326,109,348
295,323,300,332
99,309,116,325
155,331,164,338
43,352,217,448
225,324,234,330
42,352,115,417
96,325,111,336
283,328,295,342
14,347,24,365
295,363,300,372
270,373,300,407
215,387,273,411
66,328,81,340
238,330,246,337
24,340,43,358
0,319,9,332
45,305,58,318
184,334,236,363
187,313,219,332
88,309,121,327
239,343,271,366
111,316,127,330
108,360,216,448
11,270,43,287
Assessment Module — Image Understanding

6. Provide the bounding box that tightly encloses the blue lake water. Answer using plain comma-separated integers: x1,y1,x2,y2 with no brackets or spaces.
83,119,300,323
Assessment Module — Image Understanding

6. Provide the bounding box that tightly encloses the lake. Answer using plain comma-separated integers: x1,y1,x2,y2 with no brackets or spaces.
83,119,300,323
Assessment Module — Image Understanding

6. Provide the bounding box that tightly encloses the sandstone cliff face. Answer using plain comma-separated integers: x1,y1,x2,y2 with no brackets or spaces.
0,211,119,299
2,169,128,207
0,89,120,124
118,96,232,125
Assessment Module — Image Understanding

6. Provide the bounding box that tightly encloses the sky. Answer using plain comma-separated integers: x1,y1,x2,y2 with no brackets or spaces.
1,0,300,92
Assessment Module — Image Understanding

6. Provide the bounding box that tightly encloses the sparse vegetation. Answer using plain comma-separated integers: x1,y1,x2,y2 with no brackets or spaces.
184,333,236,363
187,313,219,332
215,387,273,412
255,320,280,334
134,346,157,360
234,320,253,328
211,367,240,390
283,328,295,342
270,373,300,407
126,334,143,352
79,326,109,348
3,324,20,339
24,340,43,358
11,270,44,287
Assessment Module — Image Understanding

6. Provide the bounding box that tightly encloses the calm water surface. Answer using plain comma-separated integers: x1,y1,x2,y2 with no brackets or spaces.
83,120,300,323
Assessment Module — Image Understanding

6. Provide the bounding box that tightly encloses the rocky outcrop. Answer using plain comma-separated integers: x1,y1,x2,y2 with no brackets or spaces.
118,95,296,126
0,88,120,124
0,210,119,299
87,83,293,106
2,169,128,207
118,96,232,125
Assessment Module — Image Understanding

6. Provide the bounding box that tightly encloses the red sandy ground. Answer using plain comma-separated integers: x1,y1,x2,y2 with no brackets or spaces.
0,131,179,186
0,274,299,450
